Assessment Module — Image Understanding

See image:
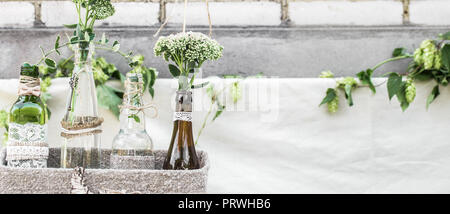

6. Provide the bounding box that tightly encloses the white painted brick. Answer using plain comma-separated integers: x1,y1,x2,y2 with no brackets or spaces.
166,2,281,26
289,1,403,25
410,0,450,25
0,2,34,27
42,2,159,27
101,3,159,26
41,1,77,27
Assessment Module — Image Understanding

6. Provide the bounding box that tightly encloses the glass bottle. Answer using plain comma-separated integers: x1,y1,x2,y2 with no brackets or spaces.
60,42,103,169
163,90,200,170
6,63,48,168
111,73,155,169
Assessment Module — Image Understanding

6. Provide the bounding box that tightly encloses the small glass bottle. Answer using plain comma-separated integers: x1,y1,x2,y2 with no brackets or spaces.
111,73,155,169
6,63,48,168
163,90,200,170
60,42,103,169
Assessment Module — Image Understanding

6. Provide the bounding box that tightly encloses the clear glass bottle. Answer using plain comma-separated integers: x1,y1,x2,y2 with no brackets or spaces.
110,73,155,169
6,63,48,168
60,42,103,169
163,90,200,170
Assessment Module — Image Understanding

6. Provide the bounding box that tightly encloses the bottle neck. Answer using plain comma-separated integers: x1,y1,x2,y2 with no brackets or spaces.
120,76,146,132
18,95,39,100
74,42,92,65
175,90,193,112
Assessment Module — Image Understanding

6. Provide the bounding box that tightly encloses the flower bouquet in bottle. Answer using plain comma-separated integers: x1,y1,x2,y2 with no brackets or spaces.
154,31,223,170
59,0,115,168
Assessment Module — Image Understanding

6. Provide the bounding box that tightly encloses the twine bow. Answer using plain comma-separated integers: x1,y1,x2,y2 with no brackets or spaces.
18,75,41,96
119,79,158,118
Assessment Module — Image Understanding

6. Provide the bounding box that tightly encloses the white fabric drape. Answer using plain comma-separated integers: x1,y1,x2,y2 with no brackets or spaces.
1,77,450,193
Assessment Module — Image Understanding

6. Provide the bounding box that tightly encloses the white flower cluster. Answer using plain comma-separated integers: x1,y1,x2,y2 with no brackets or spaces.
154,32,223,66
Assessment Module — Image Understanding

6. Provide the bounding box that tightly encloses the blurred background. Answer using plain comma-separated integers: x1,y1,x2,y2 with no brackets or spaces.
0,0,449,78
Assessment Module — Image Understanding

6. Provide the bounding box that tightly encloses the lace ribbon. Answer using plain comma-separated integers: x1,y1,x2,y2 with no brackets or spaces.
173,112,192,122
18,75,40,96
6,123,48,161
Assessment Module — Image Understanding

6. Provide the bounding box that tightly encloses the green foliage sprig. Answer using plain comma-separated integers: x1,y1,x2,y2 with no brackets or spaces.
154,31,223,90
0,110,8,146
195,73,263,144
320,31,450,113
32,0,157,119
39,55,157,119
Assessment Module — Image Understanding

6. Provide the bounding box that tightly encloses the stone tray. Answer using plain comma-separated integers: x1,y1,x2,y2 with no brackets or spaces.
0,148,209,194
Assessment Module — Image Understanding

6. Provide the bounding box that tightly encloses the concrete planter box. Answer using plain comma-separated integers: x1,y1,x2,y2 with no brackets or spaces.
0,148,209,194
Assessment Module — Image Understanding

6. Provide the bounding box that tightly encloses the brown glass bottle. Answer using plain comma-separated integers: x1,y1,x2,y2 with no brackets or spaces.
163,90,200,170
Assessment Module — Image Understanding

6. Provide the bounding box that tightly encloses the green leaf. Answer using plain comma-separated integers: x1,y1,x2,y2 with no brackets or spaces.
426,85,440,109
148,87,154,98
128,114,140,123
357,69,376,93
395,82,409,111
112,41,120,52
63,24,78,29
440,44,450,71
344,84,354,106
168,64,180,77
70,36,79,44
96,84,123,119
414,71,433,81
212,103,225,121
148,68,156,87
387,73,402,100
191,81,210,89
392,47,407,57
319,88,337,106
439,31,450,40
54,36,60,55
44,58,56,69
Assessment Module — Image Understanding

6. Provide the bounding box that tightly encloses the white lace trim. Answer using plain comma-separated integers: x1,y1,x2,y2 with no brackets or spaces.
6,123,48,161
6,146,49,161
8,123,47,143
173,112,192,122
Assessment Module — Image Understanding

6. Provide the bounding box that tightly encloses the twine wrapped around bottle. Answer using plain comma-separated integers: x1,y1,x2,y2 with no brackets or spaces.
119,78,158,118
18,75,41,96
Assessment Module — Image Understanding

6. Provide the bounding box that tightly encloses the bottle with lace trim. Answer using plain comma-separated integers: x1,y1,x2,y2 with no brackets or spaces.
6,63,48,168
163,89,200,170
110,73,155,169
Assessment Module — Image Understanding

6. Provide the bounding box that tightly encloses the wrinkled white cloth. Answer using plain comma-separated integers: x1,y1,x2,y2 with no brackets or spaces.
1,77,450,193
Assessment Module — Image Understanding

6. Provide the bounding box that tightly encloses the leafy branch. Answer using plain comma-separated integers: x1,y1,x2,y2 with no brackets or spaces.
320,31,450,113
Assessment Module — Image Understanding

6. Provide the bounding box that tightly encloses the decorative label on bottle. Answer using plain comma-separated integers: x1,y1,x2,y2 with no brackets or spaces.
173,112,192,122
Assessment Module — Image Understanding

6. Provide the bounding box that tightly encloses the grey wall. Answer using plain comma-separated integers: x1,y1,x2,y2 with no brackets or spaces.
0,26,448,78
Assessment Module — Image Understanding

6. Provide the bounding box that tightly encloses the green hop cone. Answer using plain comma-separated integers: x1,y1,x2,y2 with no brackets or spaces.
337,77,357,88
405,79,416,104
55,70,64,78
414,39,441,70
92,67,109,85
230,81,242,103
40,77,52,93
327,96,339,113
319,70,334,78
434,51,442,70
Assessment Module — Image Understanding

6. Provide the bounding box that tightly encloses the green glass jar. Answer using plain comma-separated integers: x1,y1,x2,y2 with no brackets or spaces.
6,63,48,168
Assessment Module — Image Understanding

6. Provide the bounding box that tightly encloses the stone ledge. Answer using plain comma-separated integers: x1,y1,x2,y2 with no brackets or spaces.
0,26,448,78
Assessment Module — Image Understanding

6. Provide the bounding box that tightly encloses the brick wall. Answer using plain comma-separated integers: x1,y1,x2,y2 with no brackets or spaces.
0,0,448,28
